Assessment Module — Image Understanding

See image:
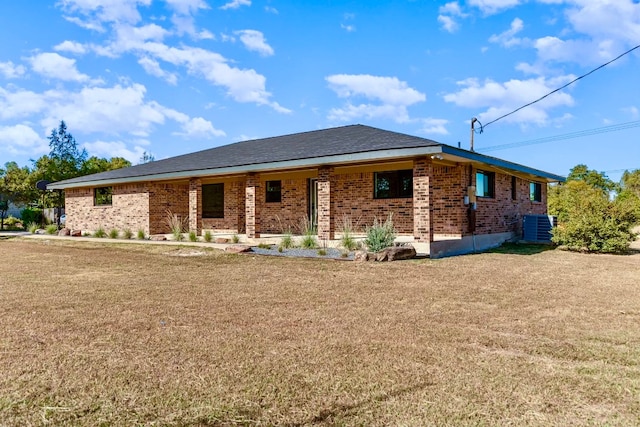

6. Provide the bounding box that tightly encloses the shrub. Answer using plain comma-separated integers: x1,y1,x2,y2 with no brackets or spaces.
279,232,294,249
301,234,317,249
20,207,42,226
338,214,359,251
45,224,58,235
165,210,186,241
137,229,146,240
189,231,198,242
364,214,396,252
94,227,107,238
299,216,317,249
203,230,212,242
122,229,133,239
109,229,119,239
27,222,38,234
257,242,272,249
317,248,327,256
231,234,240,244
551,180,638,253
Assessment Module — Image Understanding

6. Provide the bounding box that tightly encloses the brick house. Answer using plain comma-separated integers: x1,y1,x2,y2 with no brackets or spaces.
48,125,564,257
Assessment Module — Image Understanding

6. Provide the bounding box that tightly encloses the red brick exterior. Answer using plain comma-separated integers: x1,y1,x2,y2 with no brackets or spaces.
63,162,548,240
245,174,260,238
413,158,434,242
202,179,246,233
261,177,308,233
188,178,202,234
474,173,547,235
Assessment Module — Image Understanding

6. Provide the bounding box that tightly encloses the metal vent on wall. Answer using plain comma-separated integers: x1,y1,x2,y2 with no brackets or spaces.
523,215,555,242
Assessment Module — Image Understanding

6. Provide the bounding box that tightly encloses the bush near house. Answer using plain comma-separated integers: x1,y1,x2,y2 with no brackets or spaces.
549,167,638,253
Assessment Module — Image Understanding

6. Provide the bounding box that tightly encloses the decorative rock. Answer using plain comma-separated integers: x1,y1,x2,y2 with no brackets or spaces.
354,250,369,261
58,228,71,236
35,229,46,234
225,244,252,253
386,245,417,261
373,245,417,262
214,237,230,244
375,250,390,262
150,235,167,241
70,229,82,237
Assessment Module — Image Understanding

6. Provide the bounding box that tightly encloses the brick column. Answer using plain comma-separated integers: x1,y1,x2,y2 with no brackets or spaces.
188,178,202,234
317,167,334,241
413,158,433,242
245,174,260,238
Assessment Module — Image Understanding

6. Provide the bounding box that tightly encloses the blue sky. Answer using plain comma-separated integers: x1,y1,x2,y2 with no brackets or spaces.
0,0,638,181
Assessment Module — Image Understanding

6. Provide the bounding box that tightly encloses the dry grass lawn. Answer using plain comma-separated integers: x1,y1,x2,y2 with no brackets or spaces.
1,238,639,426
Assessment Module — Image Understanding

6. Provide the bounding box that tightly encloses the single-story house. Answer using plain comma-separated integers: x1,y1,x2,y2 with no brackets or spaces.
48,125,564,257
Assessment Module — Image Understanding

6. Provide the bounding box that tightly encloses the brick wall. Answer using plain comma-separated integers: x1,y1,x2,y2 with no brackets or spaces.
261,177,308,233
148,183,189,234
65,184,150,233
474,172,547,235
202,179,245,233
431,165,468,236
332,171,414,234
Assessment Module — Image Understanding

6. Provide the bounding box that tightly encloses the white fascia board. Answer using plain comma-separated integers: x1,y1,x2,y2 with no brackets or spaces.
47,146,444,190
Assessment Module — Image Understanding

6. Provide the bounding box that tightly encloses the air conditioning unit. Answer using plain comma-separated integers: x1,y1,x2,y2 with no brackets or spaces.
522,215,556,242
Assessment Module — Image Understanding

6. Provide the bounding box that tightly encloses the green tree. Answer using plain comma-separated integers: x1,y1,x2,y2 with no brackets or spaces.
550,171,638,253
566,164,618,193
618,169,640,223
81,156,131,175
138,151,155,164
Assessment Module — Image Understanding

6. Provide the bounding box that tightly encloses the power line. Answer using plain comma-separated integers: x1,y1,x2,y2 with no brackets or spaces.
479,120,640,152
477,43,640,131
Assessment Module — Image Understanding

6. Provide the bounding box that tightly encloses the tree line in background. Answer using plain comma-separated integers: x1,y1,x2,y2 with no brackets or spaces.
549,164,640,253
0,121,145,229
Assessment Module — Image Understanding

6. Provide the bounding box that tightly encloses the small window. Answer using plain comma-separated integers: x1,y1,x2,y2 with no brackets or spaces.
530,182,542,202
94,187,112,206
511,176,517,200
476,171,495,198
202,183,224,218
265,180,281,203
374,170,413,199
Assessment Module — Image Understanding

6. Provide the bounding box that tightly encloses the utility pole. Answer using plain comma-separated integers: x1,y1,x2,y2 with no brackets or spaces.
470,117,478,152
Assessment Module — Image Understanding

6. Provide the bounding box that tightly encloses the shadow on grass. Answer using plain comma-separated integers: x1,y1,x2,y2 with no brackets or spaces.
285,382,434,426
488,242,556,255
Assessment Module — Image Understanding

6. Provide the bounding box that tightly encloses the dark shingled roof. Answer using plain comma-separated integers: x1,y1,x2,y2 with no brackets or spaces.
51,125,441,186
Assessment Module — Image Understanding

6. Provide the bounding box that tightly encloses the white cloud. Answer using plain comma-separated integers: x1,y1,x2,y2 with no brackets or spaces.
438,2,466,32
443,76,575,126
0,124,48,155
28,52,90,83
438,15,459,33
341,24,356,32
327,74,425,105
420,118,449,136
622,106,639,120
264,6,278,14
326,74,426,123
164,0,209,15
235,30,274,56
468,0,521,15
219,0,251,10
0,61,26,79
54,40,88,54
0,87,48,120
174,117,226,138
138,57,178,84
489,18,525,47
82,140,149,163
59,0,151,24
0,82,223,146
